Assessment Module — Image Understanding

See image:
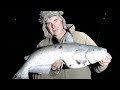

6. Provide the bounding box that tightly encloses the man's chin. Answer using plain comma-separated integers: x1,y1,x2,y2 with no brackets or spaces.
53,32,60,36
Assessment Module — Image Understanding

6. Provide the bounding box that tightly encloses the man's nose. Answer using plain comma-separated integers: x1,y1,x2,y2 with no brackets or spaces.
51,23,57,29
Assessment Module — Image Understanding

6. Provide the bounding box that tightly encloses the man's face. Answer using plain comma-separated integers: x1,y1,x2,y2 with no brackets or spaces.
46,16,64,36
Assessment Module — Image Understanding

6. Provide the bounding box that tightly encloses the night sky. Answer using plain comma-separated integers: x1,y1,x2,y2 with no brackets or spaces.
2,8,120,79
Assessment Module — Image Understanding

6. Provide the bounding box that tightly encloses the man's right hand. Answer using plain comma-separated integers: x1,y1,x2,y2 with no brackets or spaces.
51,60,65,71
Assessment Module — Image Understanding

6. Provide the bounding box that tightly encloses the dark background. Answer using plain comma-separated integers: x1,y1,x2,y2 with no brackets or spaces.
2,7,120,80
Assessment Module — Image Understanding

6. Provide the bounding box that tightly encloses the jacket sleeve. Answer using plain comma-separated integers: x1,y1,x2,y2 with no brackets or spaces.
81,32,109,73
84,33,97,46
36,38,50,48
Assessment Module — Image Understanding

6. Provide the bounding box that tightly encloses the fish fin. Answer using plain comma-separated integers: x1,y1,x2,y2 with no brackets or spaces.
24,55,30,60
29,65,52,74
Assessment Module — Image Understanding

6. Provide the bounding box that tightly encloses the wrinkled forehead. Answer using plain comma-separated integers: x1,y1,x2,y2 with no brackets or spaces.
45,16,60,23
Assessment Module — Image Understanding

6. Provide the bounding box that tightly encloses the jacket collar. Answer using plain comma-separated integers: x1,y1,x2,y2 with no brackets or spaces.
66,24,75,34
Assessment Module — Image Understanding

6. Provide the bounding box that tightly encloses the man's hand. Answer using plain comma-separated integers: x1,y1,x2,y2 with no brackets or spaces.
51,60,65,71
98,53,112,65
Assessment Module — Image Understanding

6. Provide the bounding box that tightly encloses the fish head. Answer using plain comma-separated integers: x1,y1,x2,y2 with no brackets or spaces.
86,47,108,64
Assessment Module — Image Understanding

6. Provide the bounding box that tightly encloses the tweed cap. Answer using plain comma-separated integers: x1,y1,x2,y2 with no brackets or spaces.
39,11,64,24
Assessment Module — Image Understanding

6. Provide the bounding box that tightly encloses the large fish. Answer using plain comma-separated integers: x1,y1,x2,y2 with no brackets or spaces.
12,43,110,79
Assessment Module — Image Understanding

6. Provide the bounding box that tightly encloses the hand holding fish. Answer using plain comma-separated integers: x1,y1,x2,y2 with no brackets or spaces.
98,53,112,65
51,60,65,71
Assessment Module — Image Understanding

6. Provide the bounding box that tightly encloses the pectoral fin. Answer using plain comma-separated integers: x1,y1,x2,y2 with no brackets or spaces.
29,65,52,74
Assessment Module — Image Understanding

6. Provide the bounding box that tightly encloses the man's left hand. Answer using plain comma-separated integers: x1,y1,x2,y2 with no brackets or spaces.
98,53,112,65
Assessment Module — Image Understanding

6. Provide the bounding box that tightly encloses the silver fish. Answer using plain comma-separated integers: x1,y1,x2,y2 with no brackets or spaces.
12,43,109,79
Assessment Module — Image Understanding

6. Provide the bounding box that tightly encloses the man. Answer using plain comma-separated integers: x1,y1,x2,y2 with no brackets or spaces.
30,11,112,79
